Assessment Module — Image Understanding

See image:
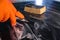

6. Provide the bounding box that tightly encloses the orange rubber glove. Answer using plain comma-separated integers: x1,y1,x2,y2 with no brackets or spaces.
0,0,25,27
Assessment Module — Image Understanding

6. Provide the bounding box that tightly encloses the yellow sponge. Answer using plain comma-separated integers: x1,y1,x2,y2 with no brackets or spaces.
24,6,46,14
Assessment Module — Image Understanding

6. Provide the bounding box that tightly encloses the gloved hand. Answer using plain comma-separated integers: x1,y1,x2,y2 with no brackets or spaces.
0,0,25,27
